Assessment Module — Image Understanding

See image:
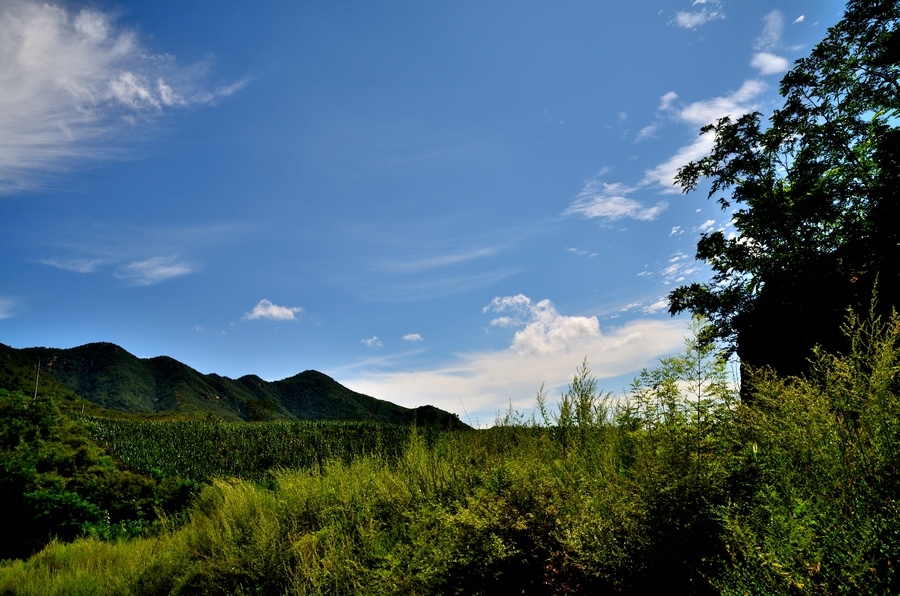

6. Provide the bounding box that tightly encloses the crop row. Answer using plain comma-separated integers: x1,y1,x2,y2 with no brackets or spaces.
80,417,426,482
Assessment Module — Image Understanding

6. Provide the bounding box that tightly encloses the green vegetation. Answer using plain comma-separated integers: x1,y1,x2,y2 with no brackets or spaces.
81,417,426,483
1,342,462,428
2,308,899,594
0,389,200,562
669,0,900,381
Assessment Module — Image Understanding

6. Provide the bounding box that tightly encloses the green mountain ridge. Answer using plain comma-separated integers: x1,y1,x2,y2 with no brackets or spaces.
0,341,463,428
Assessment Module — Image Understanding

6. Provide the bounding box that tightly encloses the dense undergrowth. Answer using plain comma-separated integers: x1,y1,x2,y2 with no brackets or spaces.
1,311,899,594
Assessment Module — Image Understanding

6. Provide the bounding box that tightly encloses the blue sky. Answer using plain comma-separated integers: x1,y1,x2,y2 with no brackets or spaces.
1,0,844,424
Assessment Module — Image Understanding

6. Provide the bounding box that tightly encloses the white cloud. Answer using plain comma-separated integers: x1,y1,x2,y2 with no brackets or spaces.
670,226,684,236
673,1,724,29
677,79,767,127
793,15,805,24
751,52,789,75
696,219,716,233
115,256,194,285
641,80,767,190
0,297,14,319
0,0,245,194
659,91,679,111
566,247,597,257
343,299,688,423
755,10,785,51
565,177,667,222
243,299,303,321
38,257,103,273
566,80,766,219
362,336,383,348
403,333,423,342
485,295,601,356
659,251,700,285
635,124,658,142
381,245,501,272
642,298,670,314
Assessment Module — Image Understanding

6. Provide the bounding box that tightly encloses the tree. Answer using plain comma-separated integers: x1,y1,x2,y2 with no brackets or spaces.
669,0,900,383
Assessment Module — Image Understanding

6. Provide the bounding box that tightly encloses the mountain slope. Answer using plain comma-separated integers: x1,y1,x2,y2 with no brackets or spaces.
0,342,464,428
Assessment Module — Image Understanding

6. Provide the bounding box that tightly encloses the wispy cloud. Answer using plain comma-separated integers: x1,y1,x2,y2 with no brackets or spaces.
642,298,670,314
362,336,383,348
635,124,659,143
660,251,699,285
37,221,249,283
0,297,14,319
243,299,303,322
566,79,766,223
565,247,597,257
403,333,424,342
380,245,502,272
344,295,688,422
672,0,724,30
696,219,716,233
751,10,790,75
754,10,785,51
114,255,195,285
659,91,679,111
356,268,521,303
0,0,245,194
565,178,667,222
38,257,103,273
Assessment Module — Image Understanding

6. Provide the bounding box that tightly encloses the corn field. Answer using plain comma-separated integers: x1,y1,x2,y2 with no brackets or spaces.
80,417,426,482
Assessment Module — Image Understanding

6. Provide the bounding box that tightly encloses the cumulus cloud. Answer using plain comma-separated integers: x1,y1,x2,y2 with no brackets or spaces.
0,0,245,194
751,52,790,75
565,177,667,222
115,256,194,285
677,79,767,127
243,299,303,321
362,336,383,348
485,295,601,356
343,297,689,423
403,333,424,342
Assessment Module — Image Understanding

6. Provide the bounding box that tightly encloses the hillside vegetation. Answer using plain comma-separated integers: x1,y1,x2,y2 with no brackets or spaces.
1,309,899,594
0,342,462,428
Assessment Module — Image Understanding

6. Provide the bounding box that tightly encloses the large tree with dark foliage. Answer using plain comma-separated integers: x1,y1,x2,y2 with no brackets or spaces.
669,0,900,382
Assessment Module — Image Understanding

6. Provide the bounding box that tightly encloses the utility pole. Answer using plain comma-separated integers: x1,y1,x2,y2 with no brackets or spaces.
33,360,40,401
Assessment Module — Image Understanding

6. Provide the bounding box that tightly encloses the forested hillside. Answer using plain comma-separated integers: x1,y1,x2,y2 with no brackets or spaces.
0,342,463,428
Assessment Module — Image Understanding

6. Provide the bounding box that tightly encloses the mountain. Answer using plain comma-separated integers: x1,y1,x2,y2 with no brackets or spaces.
0,342,464,428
